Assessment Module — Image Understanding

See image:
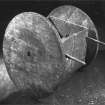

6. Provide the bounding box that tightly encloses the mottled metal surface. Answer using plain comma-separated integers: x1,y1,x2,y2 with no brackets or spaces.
3,12,66,97
48,5,99,72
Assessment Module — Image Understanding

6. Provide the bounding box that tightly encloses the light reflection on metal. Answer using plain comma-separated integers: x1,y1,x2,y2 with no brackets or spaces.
65,54,86,65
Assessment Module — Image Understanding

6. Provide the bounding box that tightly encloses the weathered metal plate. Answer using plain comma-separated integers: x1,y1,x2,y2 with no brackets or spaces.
3,12,66,98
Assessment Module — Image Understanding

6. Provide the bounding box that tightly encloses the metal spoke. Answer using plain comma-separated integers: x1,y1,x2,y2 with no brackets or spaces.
65,54,86,65
87,37,105,46
49,16,88,29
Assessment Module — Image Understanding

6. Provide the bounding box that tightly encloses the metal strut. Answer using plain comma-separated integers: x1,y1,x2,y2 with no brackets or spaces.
65,54,86,65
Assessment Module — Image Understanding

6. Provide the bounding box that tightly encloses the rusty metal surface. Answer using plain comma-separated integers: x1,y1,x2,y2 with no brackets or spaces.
3,12,67,97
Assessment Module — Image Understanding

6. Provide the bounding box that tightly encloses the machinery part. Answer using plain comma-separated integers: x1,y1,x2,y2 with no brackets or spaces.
3,12,66,98
48,5,99,71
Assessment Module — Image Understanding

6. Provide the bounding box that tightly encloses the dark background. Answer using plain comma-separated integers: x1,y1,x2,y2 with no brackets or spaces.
0,1,105,104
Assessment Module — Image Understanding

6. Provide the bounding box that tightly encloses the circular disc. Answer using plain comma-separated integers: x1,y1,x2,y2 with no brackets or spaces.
3,12,66,98
48,5,99,71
